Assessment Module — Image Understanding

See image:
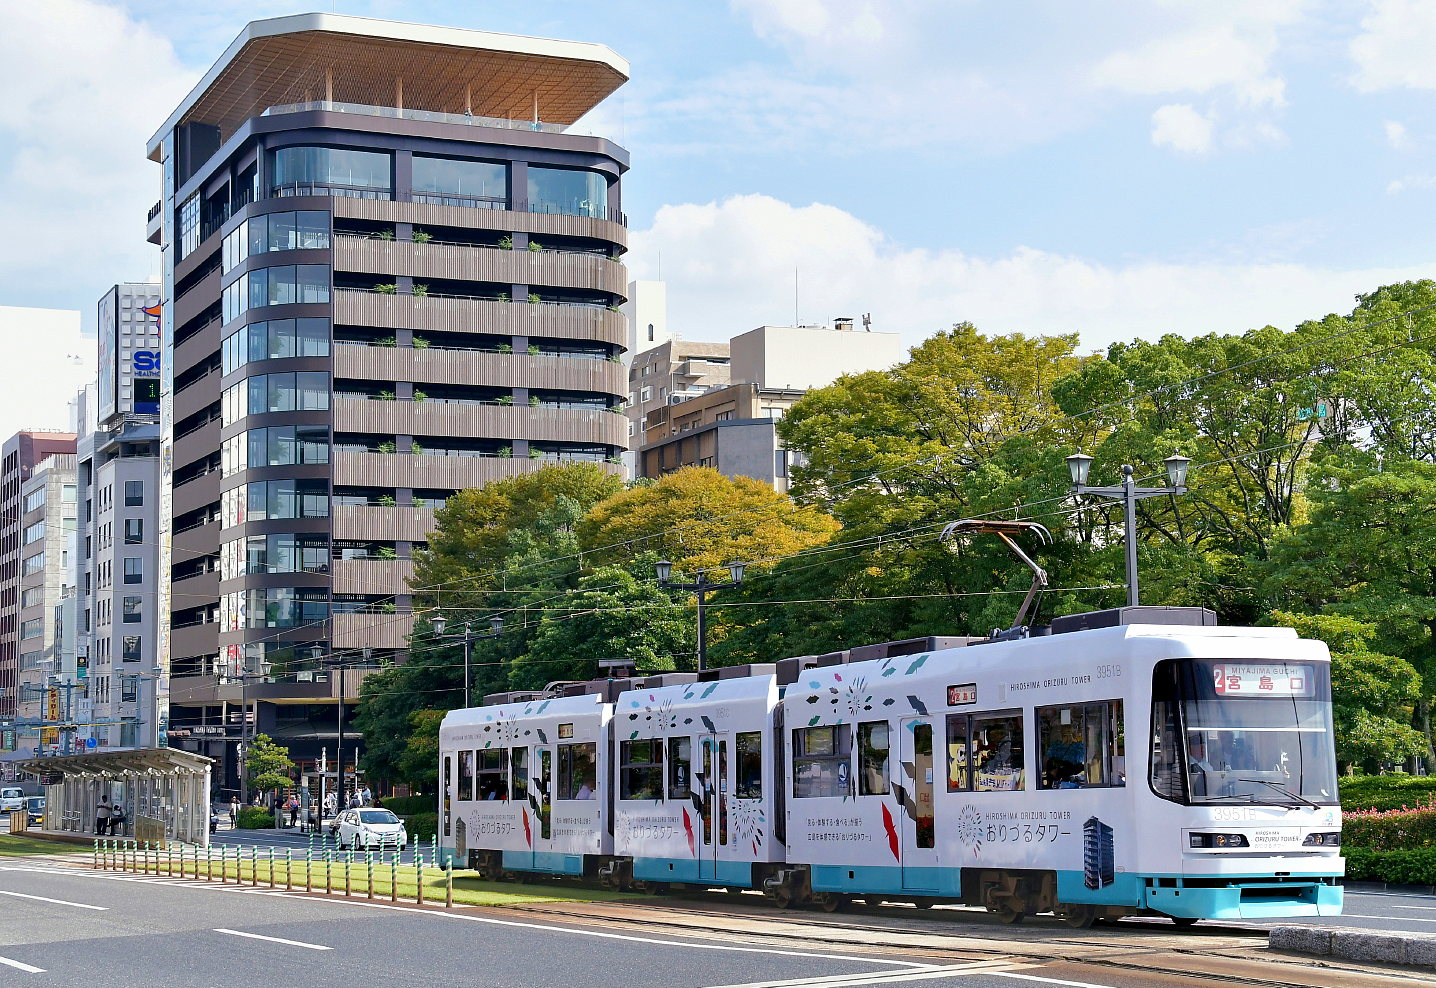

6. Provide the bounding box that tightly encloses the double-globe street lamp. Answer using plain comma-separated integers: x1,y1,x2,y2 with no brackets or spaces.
656,560,746,673
431,612,505,709
1065,452,1191,607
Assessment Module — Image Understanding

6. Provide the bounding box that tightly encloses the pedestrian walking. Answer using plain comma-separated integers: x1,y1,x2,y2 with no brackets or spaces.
360,785,372,806
287,796,299,828
95,796,112,836
229,796,239,829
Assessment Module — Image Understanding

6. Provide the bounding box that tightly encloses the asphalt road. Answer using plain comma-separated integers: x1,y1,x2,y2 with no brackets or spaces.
1259,886,1436,936
0,863,1068,988
211,827,422,864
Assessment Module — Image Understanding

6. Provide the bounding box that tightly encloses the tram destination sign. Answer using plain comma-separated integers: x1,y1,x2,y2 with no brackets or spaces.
1212,663,1314,698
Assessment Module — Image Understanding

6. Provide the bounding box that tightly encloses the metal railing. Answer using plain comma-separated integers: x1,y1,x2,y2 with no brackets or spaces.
263,99,573,136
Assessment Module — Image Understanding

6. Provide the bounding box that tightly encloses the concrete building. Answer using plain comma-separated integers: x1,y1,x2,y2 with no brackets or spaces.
635,321,904,491
70,283,165,754
0,432,76,749
147,14,630,791
9,454,78,762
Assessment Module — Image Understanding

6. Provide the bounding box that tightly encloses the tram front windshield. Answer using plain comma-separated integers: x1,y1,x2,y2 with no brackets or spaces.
1151,658,1338,806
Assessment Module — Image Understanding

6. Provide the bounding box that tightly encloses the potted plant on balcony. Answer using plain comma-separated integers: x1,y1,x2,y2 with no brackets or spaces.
528,293,541,305
412,284,430,298
376,494,396,507
498,235,514,250
528,240,543,252
412,336,430,349
411,229,432,244
377,441,398,454
374,283,398,294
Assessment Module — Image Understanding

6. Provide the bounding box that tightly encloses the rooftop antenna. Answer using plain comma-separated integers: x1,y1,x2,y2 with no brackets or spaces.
939,519,1053,635
794,265,799,327
862,313,872,332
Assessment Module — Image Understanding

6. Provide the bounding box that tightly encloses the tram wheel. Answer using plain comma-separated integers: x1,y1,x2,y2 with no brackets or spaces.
814,893,846,913
771,887,793,909
1171,916,1199,928
1062,905,1099,929
911,897,936,910
992,906,1025,924
725,886,746,896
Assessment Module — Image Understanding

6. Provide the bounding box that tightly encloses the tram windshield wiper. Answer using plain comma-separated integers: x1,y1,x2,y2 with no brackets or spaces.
1238,778,1320,809
1201,793,1256,802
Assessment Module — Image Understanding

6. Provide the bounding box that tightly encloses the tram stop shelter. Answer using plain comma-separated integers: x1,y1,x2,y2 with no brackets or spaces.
14,748,213,847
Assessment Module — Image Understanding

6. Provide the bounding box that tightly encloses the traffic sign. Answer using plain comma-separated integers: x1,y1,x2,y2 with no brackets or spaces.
85,737,98,749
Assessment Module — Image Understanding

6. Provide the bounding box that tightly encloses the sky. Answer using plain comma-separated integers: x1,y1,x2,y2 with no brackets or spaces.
1,0,1435,431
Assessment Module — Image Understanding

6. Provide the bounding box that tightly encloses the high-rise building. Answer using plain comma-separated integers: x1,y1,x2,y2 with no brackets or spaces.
71,283,165,753
0,432,76,740
147,14,630,790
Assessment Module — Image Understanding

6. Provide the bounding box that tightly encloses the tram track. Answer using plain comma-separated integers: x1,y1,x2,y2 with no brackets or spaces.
511,894,1436,988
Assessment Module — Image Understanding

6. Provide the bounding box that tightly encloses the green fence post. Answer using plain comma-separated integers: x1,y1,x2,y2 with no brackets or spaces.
445,861,453,909
366,850,374,900
344,849,352,897
325,850,332,895
390,854,398,903
417,858,424,906
286,849,293,891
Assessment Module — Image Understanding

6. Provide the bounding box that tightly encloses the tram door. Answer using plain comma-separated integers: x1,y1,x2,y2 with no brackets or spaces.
901,718,938,890
697,735,730,881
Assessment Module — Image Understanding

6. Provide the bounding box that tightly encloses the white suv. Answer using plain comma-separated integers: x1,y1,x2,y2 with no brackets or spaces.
334,808,407,850
0,788,26,813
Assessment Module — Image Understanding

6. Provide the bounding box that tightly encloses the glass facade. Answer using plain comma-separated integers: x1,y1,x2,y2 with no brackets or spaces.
222,372,330,425
222,318,330,375
178,192,201,259
222,265,330,324
220,533,330,580
223,210,330,272
527,166,607,219
221,426,329,476
412,155,507,206
219,586,330,629
271,147,392,198
220,479,329,527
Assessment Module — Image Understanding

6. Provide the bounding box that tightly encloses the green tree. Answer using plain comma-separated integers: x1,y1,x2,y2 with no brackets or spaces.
395,709,446,790
245,733,295,794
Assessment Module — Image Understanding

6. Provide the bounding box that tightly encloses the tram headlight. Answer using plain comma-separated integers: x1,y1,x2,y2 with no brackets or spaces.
1302,832,1341,847
1188,832,1250,848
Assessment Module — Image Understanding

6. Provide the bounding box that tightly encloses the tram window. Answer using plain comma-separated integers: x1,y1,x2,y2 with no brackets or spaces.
558,742,598,799
477,748,508,800
621,739,663,799
736,732,763,799
1037,701,1125,789
858,721,890,796
458,750,474,801
511,747,529,803
442,755,453,836
946,714,970,792
539,750,552,839
792,725,852,798
1150,663,1185,802
948,712,1024,792
668,737,692,798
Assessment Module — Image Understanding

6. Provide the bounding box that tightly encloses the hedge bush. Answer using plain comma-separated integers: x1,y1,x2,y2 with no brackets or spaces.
236,807,274,830
1343,803,1436,849
1339,774,1436,812
402,812,437,842
1344,847,1436,885
380,795,432,816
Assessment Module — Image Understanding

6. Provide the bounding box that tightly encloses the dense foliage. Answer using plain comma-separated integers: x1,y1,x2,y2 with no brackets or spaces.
356,280,1436,786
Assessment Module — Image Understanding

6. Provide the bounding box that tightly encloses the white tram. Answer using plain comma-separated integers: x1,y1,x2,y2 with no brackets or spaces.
438,606,1343,925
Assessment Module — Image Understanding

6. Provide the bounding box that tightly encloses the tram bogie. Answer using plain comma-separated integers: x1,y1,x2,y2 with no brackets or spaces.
439,606,1345,924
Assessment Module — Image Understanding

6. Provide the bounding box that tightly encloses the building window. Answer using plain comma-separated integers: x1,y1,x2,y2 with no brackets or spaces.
124,481,143,506
178,191,201,259
270,147,392,198
222,265,330,324
19,651,45,672
22,489,45,513
222,210,330,273
62,484,77,503
222,426,329,476
122,596,143,623
647,323,654,342
21,552,44,576
123,557,143,584
412,155,506,207
526,166,608,220
221,479,328,527
775,449,788,478
222,318,330,375
21,587,43,609
640,387,652,402
122,636,142,662
124,519,143,544
19,618,43,640
22,521,45,545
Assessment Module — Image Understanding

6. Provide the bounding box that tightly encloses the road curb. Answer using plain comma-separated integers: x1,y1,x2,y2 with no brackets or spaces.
1271,925,1436,969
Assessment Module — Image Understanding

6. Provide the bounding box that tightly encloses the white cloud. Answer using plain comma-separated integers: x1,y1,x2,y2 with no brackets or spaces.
1150,104,1215,154
0,1,196,315
1386,174,1436,194
738,0,888,49
1385,120,1411,148
630,194,1433,353
1091,25,1273,97
1350,0,1436,91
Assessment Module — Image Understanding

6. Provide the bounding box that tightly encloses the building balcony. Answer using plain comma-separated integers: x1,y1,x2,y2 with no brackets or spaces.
333,399,627,446
335,343,626,393
333,450,618,489
334,196,627,248
331,557,415,596
332,611,412,651
335,236,627,296
334,289,626,345
332,504,437,543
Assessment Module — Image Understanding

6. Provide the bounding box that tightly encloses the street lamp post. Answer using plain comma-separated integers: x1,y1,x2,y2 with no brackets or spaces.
1065,453,1191,607
431,613,504,709
656,560,746,673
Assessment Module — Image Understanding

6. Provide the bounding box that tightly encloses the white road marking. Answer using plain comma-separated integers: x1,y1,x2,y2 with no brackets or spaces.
0,888,108,910
708,961,1026,987
5,864,929,971
214,928,332,950
1339,913,1436,924
0,955,45,974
